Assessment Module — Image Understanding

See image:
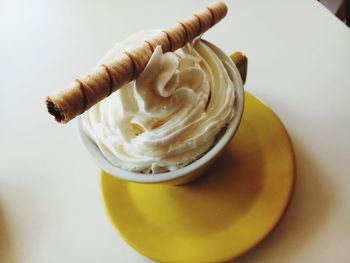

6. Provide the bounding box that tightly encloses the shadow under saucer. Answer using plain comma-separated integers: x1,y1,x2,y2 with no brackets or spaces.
0,201,16,263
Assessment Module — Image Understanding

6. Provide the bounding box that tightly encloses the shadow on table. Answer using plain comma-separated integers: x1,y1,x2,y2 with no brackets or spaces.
0,201,16,263
233,136,335,263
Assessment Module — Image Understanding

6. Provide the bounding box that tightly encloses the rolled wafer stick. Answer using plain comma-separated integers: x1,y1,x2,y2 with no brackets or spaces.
46,2,228,123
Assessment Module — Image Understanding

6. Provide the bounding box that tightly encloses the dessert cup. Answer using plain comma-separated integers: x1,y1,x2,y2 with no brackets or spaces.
78,40,247,185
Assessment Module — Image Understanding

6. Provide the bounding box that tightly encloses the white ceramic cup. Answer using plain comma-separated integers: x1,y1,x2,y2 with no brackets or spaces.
78,40,245,185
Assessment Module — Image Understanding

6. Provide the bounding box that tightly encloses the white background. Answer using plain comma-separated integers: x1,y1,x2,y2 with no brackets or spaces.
1,0,350,262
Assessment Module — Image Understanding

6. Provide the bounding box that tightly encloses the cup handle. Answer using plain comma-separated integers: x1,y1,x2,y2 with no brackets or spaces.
230,52,248,85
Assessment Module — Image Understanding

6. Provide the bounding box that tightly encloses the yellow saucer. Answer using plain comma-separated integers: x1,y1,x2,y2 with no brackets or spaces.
101,92,296,262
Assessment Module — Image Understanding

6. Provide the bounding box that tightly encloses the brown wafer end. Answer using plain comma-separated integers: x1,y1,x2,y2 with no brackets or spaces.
46,97,66,123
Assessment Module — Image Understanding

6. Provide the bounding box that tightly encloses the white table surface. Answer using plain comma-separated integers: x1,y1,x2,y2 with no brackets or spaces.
1,0,350,262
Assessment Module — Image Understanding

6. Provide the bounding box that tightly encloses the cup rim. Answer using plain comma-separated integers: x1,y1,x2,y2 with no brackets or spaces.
77,40,245,184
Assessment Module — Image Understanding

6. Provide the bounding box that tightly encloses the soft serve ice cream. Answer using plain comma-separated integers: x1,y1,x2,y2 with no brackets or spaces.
82,30,241,174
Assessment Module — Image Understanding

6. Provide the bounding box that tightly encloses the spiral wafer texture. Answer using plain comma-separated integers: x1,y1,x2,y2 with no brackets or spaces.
46,2,228,123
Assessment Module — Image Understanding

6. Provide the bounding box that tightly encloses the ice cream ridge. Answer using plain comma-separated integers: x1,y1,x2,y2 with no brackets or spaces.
46,2,243,173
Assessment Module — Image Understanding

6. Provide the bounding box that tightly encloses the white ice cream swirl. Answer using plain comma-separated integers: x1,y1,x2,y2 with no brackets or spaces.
82,31,238,173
